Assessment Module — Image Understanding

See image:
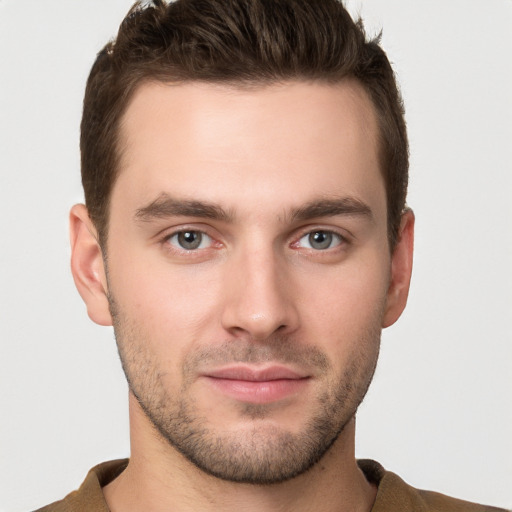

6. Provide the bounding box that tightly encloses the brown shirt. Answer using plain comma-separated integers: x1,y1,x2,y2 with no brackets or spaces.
34,459,508,512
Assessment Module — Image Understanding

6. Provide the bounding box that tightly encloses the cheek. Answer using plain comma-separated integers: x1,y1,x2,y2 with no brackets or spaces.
108,249,225,343
297,253,390,348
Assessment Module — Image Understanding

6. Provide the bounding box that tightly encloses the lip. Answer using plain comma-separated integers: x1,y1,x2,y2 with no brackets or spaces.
205,365,307,381
201,365,310,404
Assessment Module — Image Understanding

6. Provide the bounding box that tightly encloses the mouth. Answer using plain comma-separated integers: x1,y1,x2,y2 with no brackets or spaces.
201,365,311,404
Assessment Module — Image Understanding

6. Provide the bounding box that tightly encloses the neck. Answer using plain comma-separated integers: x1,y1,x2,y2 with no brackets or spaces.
104,395,376,512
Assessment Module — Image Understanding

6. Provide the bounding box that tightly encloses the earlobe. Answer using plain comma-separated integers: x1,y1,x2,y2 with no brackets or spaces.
382,209,415,328
69,204,113,326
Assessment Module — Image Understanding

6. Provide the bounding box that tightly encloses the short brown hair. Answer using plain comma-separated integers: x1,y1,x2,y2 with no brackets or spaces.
81,0,408,248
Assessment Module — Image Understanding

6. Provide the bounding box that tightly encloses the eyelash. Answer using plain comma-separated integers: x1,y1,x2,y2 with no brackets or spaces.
160,226,349,256
293,229,348,251
161,228,220,255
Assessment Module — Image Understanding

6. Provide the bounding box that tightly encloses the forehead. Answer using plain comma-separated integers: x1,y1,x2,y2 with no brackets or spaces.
114,80,384,220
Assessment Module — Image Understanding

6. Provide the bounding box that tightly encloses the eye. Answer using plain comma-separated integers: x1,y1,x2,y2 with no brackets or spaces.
167,230,212,250
297,230,344,250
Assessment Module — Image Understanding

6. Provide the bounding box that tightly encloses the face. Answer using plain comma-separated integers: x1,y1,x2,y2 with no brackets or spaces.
72,80,413,484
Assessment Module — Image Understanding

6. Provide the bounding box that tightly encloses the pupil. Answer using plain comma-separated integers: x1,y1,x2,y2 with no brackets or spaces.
178,231,201,249
310,231,332,250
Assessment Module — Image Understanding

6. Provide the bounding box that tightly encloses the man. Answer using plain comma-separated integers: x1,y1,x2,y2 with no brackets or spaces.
33,0,507,511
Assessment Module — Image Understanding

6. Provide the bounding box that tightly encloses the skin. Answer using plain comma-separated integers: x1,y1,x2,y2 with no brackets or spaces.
70,80,414,512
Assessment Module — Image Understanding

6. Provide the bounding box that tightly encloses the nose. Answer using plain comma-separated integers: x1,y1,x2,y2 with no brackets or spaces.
220,244,300,340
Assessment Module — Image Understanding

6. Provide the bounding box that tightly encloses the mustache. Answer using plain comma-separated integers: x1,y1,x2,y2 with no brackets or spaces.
182,337,330,375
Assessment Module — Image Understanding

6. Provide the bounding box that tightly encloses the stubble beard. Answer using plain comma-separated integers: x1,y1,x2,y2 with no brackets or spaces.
110,297,381,485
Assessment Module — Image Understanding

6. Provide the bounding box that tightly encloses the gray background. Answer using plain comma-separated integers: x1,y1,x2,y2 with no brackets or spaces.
1,1,511,510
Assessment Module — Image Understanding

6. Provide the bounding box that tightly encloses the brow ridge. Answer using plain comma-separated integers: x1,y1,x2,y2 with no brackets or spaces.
135,194,232,222
290,197,373,222
134,193,372,224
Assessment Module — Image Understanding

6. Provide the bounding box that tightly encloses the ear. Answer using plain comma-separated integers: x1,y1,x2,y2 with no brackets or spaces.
69,204,112,326
382,209,415,328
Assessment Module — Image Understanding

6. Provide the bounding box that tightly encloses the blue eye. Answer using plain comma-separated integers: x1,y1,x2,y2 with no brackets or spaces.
298,230,343,250
168,231,212,250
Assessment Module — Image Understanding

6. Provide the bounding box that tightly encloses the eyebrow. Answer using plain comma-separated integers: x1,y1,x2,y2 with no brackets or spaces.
290,197,373,222
134,194,233,222
134,193,372,224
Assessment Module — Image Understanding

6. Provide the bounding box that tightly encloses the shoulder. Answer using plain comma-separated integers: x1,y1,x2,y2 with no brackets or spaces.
358,459,509,512
416,488,509,512
33,459,128,512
